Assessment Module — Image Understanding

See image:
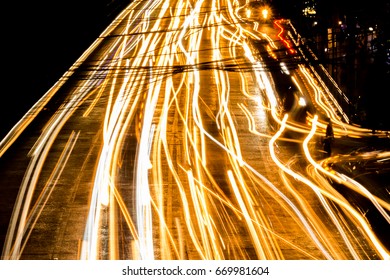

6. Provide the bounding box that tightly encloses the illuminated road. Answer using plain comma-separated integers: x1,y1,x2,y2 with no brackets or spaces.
0,0,389,260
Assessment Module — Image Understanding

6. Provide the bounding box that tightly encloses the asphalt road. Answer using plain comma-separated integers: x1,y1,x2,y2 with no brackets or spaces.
0,0,389,260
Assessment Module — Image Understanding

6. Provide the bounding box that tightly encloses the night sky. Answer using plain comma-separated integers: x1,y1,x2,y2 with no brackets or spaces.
1,0,129,138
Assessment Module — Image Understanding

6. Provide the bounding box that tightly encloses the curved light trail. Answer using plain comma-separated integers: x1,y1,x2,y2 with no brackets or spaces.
1,0,388,260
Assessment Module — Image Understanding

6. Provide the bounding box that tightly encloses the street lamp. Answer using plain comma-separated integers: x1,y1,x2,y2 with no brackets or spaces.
262,8,269,20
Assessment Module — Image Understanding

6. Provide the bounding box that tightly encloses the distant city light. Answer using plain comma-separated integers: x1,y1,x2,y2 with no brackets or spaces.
298,97,306,106
246,9,251,18
262,8,269,19
303,7,316,16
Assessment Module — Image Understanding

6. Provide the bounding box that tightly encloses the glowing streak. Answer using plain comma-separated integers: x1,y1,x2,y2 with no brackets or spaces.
302,116,390,259
228,170,266,259
303,115,360,259
269,114,333,259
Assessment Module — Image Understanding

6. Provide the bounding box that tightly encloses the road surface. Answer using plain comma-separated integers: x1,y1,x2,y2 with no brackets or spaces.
0,0,389,260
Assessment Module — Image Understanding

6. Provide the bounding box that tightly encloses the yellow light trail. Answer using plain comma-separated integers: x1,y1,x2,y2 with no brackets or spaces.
2,0,388,261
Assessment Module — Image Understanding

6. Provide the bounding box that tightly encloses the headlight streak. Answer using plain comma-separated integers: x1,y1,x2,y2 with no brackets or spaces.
2,131,80,259
81,3,157,258
191,93,334,259
228,170,266,259
81,60,137,259
151,0,316,260
150,3,203,256
268,114,333,259
84,0,182,258
135,59,161,260
303,116,360,259
84,0,388,258
190,6,336,258
302,116,390,260
0,0,150,158
304,121,390,220
158,79,307,258
3,70,102,259
190,163,317,259
179,0,229,260
149,0,186,261
3,0,388,261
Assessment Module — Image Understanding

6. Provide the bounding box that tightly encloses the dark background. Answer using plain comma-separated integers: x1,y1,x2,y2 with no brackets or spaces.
1,0,130,138
273,0,390,130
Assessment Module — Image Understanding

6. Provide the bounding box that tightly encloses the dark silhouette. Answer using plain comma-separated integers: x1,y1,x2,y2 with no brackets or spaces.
326,119,334,139
324,119,334,157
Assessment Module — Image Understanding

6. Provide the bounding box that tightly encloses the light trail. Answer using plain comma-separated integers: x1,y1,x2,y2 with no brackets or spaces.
2,0,388,260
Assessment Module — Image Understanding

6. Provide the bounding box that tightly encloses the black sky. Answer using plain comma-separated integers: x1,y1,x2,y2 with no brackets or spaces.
1,1,129,138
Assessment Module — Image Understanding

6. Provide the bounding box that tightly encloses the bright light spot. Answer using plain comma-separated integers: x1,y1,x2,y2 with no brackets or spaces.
262,9,268,19
280,62,290,75
298,97,306,106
